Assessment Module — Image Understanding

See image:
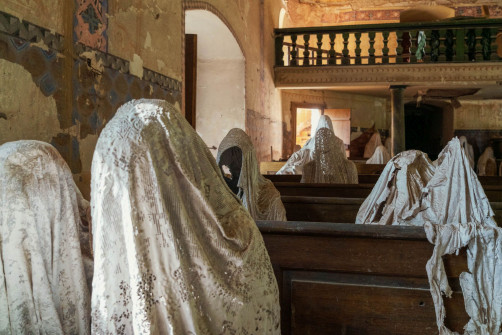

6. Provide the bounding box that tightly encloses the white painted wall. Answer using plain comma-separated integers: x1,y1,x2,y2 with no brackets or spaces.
185,10,245,156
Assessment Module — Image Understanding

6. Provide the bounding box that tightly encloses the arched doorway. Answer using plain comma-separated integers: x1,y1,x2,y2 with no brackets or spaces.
184,10,245,156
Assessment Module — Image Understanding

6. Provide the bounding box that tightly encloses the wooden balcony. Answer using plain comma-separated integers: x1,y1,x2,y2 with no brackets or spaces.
274,19,502,88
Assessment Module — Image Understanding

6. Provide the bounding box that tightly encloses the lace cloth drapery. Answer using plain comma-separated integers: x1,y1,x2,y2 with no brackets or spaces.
301,128,358,184
90,99,280,334
217,128,286,221
0,140,91,335
366,145,391,164
459,136,475,169
277,115,344,175
356,150,435,225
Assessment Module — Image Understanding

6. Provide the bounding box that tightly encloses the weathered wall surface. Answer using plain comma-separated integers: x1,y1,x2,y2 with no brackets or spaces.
281,89,388,157
0,2,182,198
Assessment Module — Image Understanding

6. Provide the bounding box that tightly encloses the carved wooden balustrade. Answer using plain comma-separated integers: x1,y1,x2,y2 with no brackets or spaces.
275,19,502,67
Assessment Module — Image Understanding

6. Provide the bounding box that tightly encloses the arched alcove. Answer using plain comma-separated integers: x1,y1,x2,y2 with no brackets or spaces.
185,10,245,156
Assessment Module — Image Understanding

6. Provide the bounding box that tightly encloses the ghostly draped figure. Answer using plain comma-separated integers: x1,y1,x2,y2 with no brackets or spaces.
366,145,392,164
384,136,392,155
301,128,358,184
459,136,475,169
91,100,280,335
217,128,286,221
0,140,91,335
356,150,435,225
477,147,497,176
363,132,383,158
277,115,344,175
415,138,500,335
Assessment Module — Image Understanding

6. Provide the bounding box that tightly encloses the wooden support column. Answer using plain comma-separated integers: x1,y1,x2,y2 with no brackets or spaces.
390,85,407,156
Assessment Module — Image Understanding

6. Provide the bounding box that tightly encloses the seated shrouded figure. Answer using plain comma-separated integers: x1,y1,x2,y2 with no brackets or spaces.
91,100,280,334
477,146,497,176
277,115,344,175
356,150,435,225
217,128,286,221
363,132,383,158
459,135,475,169
0,140,91,334
301,127,358,184
366,145,391,164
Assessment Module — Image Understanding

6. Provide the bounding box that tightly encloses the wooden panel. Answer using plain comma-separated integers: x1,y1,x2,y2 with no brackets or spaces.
184,34,197,128
257,221,470,335
356,163,386,174
276,183,374,198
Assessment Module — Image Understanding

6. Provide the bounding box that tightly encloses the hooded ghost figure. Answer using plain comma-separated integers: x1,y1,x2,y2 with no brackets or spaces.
416,138,500,335
366,145,392,165
0,140,91,335
363,132,383,158
217,128,287,221
356,150,435,225
91,100,280,334
277,115,344,175
301,128,358,184
477,147,497,176
459,136,475,169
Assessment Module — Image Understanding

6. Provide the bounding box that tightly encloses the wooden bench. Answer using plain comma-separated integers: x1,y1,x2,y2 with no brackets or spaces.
282,196,502,223
257,220,469,335
274,182,502,202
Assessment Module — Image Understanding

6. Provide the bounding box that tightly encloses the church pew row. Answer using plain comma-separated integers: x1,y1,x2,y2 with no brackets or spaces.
257,220,469,335
265,174,502,185
274,182,502,202
282,196,502,223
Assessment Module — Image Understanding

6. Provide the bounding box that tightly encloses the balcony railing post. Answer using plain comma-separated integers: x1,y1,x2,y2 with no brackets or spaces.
409,30,418,63
445,29,454,61
382,31,390,64
316,33,323,65
368,31,376,65
303,34,310,66
475,28,483,61
438,29,447,62
396,30,404,63
466,28,476,61
342,32,350,65
423,29,432,62
431,30,440,62
355,32,362,65
275,34,284,66
328,32,336,65
290,34,298,66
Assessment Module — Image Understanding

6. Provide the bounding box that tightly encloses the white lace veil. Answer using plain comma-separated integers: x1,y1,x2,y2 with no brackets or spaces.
217,128,286,221
477,147,496,176
277,115,337,175
301,128,358,184
363,132,383,158
0,140,90,334
90,99,280,334
366,145,391,164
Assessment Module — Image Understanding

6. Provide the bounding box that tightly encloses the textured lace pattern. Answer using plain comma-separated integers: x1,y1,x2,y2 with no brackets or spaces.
217,128,286,221
90,99,280,334
0,140,91,334
277,115,336,175
301,128,358,184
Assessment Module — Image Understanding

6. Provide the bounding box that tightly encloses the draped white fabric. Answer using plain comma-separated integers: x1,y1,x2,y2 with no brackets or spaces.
90,100,280,334
363,132,383,158
477,147,497,176
217,128,286,221
366,145,391,164
356,150,435,225
276,115,343,175
0,140,91,335
358,137,502,334
301,128,358,184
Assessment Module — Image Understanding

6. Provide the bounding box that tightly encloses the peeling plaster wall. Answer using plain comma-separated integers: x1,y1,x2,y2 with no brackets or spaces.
281,89,388,157
0,0,65,33
107,0,182,81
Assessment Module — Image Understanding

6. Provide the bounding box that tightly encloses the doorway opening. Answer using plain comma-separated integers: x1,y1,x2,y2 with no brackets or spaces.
405,102,444,160
184,10,245,155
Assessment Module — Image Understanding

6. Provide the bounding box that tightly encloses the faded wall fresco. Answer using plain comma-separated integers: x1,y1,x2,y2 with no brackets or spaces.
75,0,108,51
0,9,181,198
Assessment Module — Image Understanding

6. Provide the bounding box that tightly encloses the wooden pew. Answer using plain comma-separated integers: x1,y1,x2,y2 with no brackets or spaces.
265,174,502,185
275,183,502,202
257,220,469,335
282,196,502,223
